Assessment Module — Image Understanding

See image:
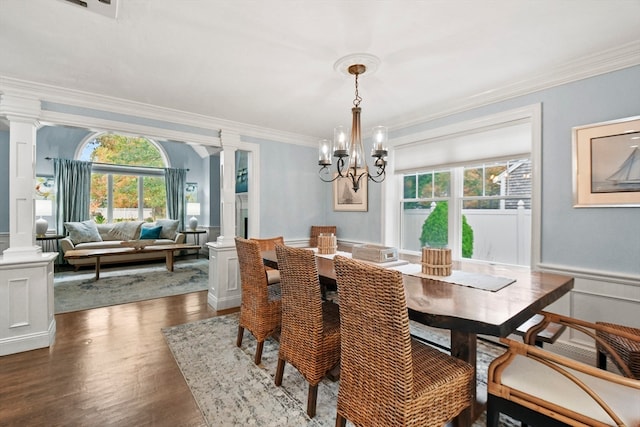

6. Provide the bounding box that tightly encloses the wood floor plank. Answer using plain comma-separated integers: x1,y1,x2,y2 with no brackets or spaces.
0,290,237,427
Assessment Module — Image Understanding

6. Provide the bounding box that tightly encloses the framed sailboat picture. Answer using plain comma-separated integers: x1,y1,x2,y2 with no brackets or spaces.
573,116,640,207
333,169,368,211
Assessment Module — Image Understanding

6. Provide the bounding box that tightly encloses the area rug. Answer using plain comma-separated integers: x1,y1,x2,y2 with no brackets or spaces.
163,313,518,427
54,258,209,313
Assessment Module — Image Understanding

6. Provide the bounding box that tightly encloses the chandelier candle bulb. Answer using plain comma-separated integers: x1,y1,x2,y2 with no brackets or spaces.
318,139,332,166
421,247,452,276
333,126,348,155
371,125,388,154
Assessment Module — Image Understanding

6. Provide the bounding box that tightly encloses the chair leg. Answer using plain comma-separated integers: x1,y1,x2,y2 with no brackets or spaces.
335,413,347,427
307,383,318,418
597,350,607,370
486,395,500,427
236,326,244,347
254,340,264,365
275,358,285,386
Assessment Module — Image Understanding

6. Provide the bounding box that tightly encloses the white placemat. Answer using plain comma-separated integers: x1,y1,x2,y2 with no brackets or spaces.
313,249,409,268
389,263,515,292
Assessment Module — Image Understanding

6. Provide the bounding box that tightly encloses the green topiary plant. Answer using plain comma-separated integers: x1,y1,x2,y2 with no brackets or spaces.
420,202,474,258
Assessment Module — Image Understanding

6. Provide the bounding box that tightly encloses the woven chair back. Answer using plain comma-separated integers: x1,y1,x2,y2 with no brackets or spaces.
235,237,272,316
275,245,324,353
250,236,285,252
333,255,414,401
309,225,337,247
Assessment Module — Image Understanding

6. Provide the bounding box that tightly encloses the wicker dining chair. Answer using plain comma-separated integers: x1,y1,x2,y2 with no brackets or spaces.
309,225,336,248
234,237,282,365
333,255,474,427
596,321,640,379
273,245,341,418
250,236,285,285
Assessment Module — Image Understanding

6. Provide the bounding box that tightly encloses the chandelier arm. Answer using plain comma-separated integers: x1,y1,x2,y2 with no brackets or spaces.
367,170,386,184
318,168,342,183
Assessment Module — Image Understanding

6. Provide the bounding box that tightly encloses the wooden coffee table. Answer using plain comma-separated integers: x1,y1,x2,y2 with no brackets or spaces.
64,244,201,280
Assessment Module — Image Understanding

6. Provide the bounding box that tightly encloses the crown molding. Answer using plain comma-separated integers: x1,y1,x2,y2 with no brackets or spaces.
387,41,640,132
0,75,317,147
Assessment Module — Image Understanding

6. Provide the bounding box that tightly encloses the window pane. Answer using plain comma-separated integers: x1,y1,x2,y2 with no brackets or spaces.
143,176,167,221
417,173,432,198
433,171,450,197
462,203,530,264
403,175,416,199
464,167,483,197
113,174,139,221
401,201,448,251
90,173,107,223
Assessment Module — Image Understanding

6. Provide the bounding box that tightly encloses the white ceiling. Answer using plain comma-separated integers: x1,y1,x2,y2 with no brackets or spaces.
1,0,639,140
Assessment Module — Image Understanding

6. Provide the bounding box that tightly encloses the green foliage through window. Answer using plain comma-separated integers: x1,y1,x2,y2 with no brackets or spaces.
420,202,474,258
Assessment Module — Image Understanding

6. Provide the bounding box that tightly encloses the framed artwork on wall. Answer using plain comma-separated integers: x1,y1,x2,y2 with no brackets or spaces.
573,116,640,207
333,170,368,212
185,182,198,202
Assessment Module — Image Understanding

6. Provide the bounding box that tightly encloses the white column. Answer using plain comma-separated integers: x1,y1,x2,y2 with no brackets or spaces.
0,93,57,355
207,129,241,310
216,129,239,246
1,95,43,258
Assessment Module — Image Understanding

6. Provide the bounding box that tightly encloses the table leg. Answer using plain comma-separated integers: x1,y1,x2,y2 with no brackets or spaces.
165,250,174,272
450,330,480,427
95,256,101,280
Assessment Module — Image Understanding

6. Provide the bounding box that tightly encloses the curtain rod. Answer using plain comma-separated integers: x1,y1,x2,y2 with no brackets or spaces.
44,157,189,171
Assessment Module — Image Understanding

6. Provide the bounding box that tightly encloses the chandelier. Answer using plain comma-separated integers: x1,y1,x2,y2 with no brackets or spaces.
318,57,388,192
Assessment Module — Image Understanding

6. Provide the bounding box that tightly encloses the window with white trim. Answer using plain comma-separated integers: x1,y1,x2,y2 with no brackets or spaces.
388,104,541,267
79,134,168,223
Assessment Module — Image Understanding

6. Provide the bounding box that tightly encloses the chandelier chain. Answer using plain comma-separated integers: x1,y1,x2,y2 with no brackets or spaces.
353,73,362,107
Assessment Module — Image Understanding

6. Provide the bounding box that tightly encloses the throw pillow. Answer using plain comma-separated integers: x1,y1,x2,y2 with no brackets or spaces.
156,219,179,240
139,225,162,240
107,221,144,241
64,220,103,244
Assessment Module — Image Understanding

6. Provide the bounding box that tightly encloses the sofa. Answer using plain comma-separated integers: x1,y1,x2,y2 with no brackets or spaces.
60,219,186,268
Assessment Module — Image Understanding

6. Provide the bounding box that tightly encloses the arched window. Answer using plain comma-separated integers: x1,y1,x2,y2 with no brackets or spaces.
79,134,169,223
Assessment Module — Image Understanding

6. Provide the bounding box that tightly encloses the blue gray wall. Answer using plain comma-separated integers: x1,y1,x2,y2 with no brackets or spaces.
245,136,329,240
390,65,640,276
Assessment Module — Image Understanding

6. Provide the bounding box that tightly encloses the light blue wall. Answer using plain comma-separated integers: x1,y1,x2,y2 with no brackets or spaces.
0,130,9,232
245,136,329,240
391,65,640,276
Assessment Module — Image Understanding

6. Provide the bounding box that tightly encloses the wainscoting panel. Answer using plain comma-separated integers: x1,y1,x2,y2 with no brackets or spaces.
8,277,30,328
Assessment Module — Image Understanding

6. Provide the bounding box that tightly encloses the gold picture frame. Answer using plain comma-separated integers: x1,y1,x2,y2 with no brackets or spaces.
573,115,640,207
333,169,368,212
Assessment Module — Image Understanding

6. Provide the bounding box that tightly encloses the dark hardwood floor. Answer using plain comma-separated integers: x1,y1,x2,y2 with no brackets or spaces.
0,291,237,427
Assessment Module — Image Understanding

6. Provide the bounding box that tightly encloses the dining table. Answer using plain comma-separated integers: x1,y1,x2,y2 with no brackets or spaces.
262,249,574,427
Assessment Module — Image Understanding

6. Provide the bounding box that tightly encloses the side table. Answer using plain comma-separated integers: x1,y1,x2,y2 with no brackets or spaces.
180,229,207,258
36,234,64,264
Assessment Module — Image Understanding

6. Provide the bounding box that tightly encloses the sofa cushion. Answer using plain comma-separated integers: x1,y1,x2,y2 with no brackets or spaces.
107,221,144,240
64,220,103,244
156,219,179,240
140,225,162,239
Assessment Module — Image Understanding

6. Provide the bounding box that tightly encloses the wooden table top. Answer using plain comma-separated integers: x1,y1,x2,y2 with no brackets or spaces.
262,250,574,338
65,243,201,258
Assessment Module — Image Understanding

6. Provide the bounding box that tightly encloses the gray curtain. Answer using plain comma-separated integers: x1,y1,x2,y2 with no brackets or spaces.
164,167,187,231
54,158,93,235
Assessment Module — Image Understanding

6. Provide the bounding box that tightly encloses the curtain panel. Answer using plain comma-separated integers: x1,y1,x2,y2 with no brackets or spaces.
164,167,187,231
53,158,93,235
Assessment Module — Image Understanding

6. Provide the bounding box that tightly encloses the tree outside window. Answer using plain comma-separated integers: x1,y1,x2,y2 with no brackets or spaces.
83,134,167,222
